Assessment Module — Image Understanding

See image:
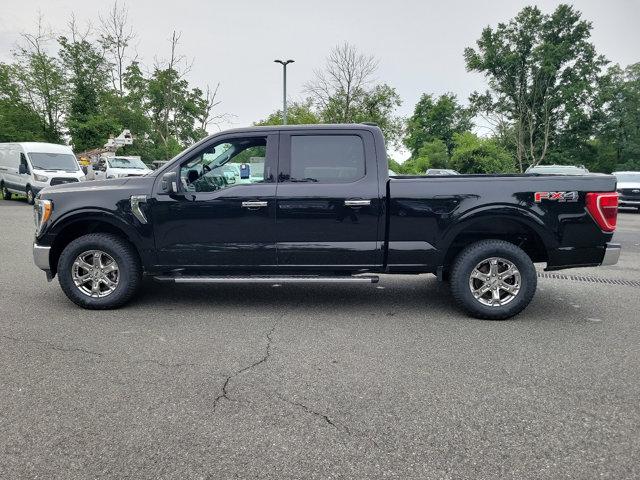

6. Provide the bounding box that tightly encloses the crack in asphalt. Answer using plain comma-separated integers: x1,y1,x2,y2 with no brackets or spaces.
275,392,348,434
212,322,277,412
0,335,103,357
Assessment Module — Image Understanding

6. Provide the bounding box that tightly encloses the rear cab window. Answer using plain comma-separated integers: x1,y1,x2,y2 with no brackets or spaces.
287,135,366,184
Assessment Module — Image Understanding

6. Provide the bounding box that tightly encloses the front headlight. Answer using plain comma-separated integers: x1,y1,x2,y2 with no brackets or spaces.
34,198,53,235
33,173,49,183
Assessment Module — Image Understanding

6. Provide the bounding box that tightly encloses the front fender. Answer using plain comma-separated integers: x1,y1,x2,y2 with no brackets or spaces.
41,206,155,273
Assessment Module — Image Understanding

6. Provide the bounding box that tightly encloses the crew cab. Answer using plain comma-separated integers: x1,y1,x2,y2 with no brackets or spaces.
32,125,620,319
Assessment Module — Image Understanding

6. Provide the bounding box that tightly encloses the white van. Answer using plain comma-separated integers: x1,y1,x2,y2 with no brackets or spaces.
0,143,85,204
93,155,152,180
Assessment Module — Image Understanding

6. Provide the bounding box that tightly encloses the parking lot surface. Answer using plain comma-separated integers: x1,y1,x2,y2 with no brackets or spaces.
1,199,639,479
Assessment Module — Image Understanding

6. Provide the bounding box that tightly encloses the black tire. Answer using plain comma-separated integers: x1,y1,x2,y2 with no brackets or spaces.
1,183,11,200
450,240,537,320
57,233,142,309
26,186,35,205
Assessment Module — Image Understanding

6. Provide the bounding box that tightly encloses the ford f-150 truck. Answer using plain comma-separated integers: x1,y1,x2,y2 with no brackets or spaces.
32,124,621,319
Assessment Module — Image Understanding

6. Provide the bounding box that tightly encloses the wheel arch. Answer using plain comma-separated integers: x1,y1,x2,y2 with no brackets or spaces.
439,207,553,270
48,213,144,276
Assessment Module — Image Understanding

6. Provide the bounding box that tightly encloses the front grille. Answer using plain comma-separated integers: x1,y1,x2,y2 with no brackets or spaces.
50,177,79,186
619,188,640,199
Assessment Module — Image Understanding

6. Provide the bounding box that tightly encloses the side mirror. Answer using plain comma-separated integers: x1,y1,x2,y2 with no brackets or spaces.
161,171,178,194
19,164,29,175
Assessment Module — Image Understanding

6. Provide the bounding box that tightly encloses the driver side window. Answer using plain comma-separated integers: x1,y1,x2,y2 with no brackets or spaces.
180,137,268,193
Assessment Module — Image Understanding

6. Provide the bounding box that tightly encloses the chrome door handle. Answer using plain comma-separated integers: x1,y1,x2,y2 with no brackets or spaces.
242,201,268,209
344,199,371,207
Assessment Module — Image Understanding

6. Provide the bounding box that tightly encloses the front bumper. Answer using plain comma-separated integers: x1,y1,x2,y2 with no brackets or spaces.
33,243,51,271
619,199,640,206
601,242,621,266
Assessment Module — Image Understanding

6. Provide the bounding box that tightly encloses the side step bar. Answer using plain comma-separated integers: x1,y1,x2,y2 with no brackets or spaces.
153,274,379,284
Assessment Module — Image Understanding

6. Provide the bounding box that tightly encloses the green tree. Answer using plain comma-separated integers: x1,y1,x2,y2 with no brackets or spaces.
596,63,640,171
345,84,403,147
0,63,44,141
12,17,67,142
404,93,472,158
59,22,117,152
255,99,321,126
465,4,607,171
450,132,516,174
305,43,403,146
400,139,450,174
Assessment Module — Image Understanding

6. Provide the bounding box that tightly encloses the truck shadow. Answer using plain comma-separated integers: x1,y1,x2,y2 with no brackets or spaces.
127,276,564,323
134,275,455,314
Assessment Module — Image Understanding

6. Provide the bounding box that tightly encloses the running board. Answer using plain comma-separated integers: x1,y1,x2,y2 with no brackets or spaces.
153,274,379,284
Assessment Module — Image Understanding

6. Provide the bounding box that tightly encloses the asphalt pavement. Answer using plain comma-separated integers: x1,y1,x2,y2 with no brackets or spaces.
1,199,639,479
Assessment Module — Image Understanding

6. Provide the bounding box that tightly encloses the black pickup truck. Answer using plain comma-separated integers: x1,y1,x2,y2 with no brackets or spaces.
32,124,620,319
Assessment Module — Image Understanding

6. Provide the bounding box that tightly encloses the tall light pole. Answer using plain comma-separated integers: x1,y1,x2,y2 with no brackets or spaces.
274,59,294,124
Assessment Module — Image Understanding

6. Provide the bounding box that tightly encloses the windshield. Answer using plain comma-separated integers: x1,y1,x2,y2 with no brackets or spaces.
615,173,640,183
28,152,79,171
108,157,148,169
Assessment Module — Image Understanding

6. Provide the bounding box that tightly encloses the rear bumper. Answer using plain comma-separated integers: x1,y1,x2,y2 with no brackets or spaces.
33,243,51,271
601,242,621,266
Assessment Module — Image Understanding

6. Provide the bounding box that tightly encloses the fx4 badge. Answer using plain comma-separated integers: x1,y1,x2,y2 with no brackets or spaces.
534,191,579,203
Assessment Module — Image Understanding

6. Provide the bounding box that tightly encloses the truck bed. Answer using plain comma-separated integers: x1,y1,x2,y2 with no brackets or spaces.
386,174,617,271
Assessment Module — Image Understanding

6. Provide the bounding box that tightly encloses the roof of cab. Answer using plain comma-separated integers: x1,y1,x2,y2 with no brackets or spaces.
10,142,75,154
205,123,382,136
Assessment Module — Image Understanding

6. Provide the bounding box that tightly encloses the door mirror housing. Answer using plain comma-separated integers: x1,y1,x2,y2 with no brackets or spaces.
161,171,178,194
19,164,29,175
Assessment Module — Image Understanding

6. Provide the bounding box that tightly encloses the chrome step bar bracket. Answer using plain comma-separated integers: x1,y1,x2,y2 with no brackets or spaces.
153,275,379,284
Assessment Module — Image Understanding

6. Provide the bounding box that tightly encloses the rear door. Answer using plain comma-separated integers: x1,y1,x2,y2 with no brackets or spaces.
275,129,383,268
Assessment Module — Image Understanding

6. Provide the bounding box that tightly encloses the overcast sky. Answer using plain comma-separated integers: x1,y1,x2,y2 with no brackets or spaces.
1,0,639,159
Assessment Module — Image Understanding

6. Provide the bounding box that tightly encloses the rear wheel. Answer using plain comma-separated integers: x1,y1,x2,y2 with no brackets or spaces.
450,240,537,320
57,233,142,309
26,186,34,205
1,184,11,200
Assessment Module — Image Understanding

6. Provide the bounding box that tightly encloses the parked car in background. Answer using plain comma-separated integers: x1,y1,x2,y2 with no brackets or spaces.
425,168,459,176
93,156,153,180
525,164,589,175
0,143,85,204
613,171,640,211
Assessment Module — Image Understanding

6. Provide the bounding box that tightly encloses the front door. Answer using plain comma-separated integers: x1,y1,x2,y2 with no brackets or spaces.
150,133,279,269
275,130,383,269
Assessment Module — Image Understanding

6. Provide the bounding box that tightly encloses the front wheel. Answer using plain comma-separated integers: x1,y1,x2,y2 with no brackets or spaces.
26,186,35,205
450,240,537,320
1,184,11,200
57,233,142,309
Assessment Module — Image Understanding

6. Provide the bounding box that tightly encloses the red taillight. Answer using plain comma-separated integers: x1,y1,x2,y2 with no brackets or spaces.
586,192,618,232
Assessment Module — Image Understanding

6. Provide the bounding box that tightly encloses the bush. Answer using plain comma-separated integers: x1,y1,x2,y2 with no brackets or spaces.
450,132,516,174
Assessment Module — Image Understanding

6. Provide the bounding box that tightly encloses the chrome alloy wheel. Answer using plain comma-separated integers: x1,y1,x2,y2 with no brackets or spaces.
72,250,120,298
468,257,521,307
